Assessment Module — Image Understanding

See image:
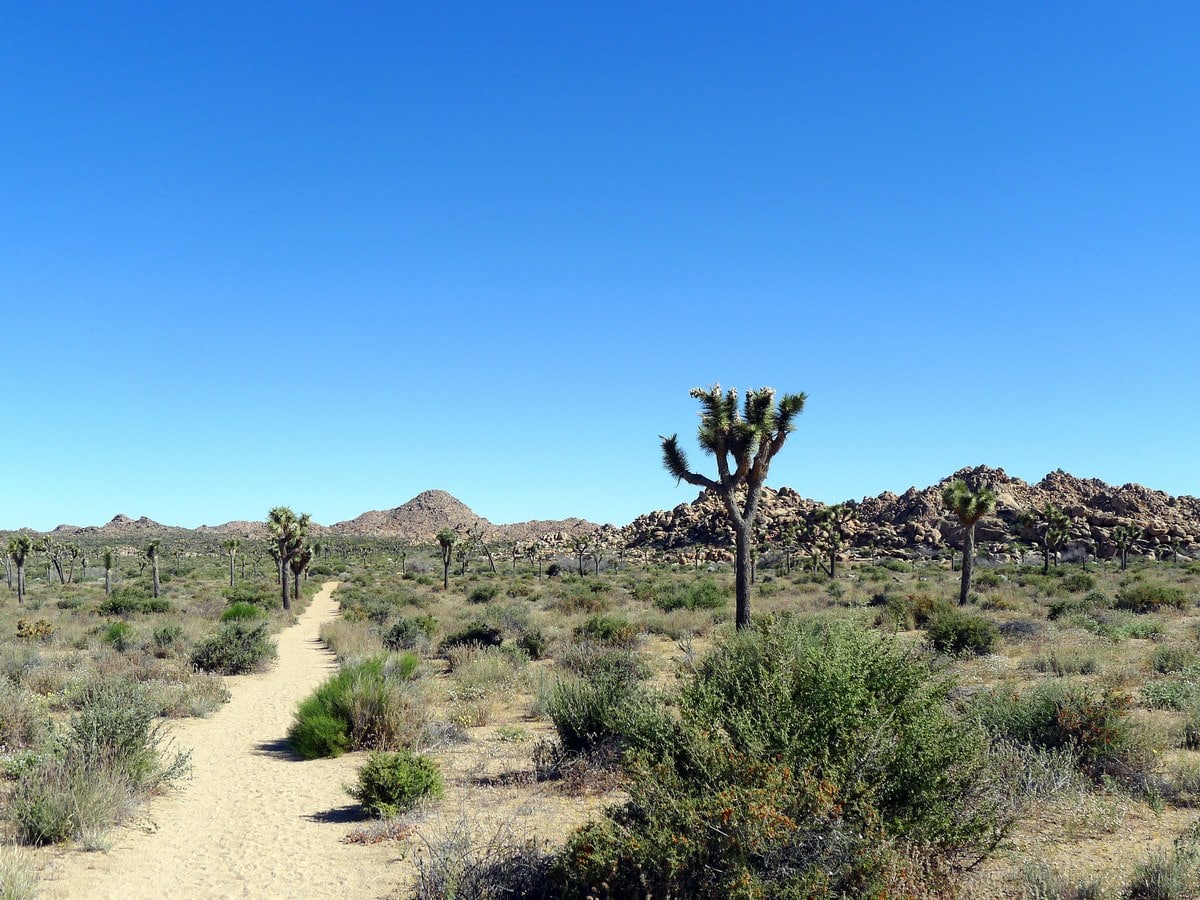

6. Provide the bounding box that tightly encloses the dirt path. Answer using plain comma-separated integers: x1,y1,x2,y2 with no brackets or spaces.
39,582,402,899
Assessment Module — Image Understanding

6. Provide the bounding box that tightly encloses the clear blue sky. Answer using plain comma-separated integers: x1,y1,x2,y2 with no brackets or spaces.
3,2,1198,531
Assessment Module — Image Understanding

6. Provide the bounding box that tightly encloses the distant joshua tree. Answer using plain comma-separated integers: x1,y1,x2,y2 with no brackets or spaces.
813,501,857,580
436,528,456,590
102,548,114,596
146,541,161,598
942,480,997,605
289,544,313,600
1112,524,1142,571
8,535,33,603
222,538,241,588
661,384,806,630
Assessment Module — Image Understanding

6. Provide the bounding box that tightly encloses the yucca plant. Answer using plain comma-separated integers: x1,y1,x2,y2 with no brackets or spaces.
942,479,997,605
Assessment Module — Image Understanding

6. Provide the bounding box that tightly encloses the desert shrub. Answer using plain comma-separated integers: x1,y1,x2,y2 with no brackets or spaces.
97,585,150,615
1048,596,1098,620
221,601,266,622
382,615,438,651
190,622,276,675
1021,862,1105,900
1141,678,1199,711
1153,644,1200,675
56,596,84,610
872,591,943,630
152,624,184,657
102,622,135,652
572,614,638,647
514,628,549,660
877,557,911,573
556,642,649,682
467,584,500,604
8,680,189,844
545,562,563,578
448,645,527,726
544,674,672,757
647,577,729,612
348,750,444,818
998,619,1043,641
0,681,48,751
1061,572,1097,593
223,581,278,608
974,571,1003,589
926,607,997,656
976,682,1149,783
1026,647,1100,676
411,819,555,900
1123,823,1200,899
288,654,424,759
0,844,39,899
1117,582,1188,614
14,619,53,643
439,623,503,655
555,618,1009,897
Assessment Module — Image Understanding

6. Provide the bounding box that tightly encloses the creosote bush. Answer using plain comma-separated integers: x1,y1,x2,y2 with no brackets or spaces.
348,750,444,818
1117,581,1188,614
926,606,998,656
190,621,276,675
553,617,1009,898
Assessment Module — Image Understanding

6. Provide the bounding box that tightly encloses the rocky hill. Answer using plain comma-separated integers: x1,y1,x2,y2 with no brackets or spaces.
621,465,1200,563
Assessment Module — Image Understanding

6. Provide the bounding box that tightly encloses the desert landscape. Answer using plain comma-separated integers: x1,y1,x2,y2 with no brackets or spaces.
0,454,1199,897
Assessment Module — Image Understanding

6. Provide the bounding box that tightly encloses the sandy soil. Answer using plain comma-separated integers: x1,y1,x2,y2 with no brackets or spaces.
38,582,403,899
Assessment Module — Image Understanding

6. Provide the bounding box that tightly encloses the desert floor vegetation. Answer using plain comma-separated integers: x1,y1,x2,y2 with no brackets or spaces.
10,536,1200,897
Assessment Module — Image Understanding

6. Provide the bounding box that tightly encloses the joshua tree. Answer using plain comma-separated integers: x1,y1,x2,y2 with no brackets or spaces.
146,541,161,598
8,535,32,603
942,479,997,605
661,384,806,630
571,536,590,577
289,544,313,599
222,538,240,588
102,548,114,596
266,506,310,610
436,528,455,589
1112,524,1142,571
812,501,857,579
42,538,66,586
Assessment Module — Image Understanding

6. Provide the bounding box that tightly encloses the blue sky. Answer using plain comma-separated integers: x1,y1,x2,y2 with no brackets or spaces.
2,2,1198,530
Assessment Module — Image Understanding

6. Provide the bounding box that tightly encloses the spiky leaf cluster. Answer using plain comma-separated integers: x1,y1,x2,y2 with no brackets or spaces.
941,480,997,527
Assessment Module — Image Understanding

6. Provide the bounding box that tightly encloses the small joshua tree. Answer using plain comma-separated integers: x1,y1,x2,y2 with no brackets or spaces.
267,507,310,610
102,548,114,596
436,528,455,590
8,535,32,603
1112,524,1142,571
222,538,240,588
662,384,806,629
146,540,161,599
942,479,997,605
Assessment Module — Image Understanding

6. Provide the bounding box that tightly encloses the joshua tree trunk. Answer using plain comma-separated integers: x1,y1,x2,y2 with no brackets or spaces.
151,556,160,598
279,558,291,610
228,551,236,587
17,564,25,603
104,566,111,596
2,557,10,591
959,524,976,605
293,570,301,600
733,518,752,630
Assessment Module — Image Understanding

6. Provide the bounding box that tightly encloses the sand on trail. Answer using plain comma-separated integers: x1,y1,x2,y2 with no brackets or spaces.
40,581,402,900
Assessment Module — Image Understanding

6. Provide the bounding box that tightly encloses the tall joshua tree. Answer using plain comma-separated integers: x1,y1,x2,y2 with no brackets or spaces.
289,544,313,600
222,538,240,588
8,535,32,603
436,528,455,590
942,479,997,605
267,507,310,611
146,541,161,598
662,384,806,630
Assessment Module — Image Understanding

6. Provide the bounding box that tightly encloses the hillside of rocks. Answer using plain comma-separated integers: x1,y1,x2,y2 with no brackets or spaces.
621,465,1200,562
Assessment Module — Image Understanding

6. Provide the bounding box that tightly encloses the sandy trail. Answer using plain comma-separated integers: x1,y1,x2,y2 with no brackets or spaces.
40,582,402,899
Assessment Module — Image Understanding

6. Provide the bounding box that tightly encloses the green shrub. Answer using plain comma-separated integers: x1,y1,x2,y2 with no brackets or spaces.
976,682,1148,783
382,615,438,651
223,581,278,608
102,621,134,652
190,622,276,674
348,750,444,817
974,571,1003,589
573,614,638,647
555,618,1008,897
649,578,729,612
872,591,943,630
152,624,184,657
1061,572,1096,593
467,584,499,604
1117,582,1188,614
557,642,650,683
0,681,47,751
926,607,997,656
98,587,172,616
221,601,266,622
438,623,503,654
1152,644,1200,675
544,674,672,757
514,628,549,660
288,654,424,759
